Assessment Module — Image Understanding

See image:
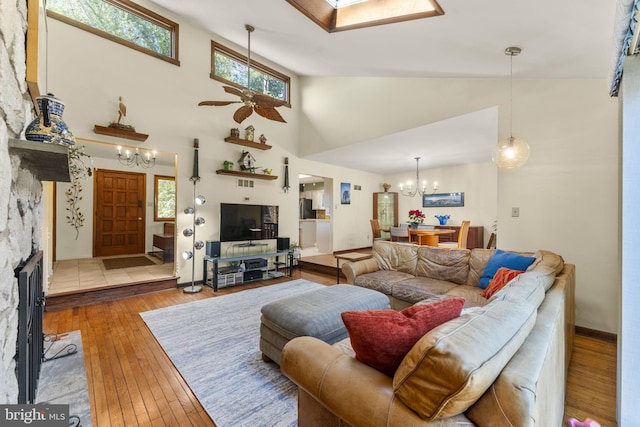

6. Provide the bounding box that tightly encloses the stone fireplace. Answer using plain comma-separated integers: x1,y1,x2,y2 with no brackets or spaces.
0,0,43,404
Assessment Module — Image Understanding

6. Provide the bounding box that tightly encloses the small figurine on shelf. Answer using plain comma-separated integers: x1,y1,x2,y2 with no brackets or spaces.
238,150,257,172
230,128,240,138
223,160,234,170
263,168,272,175
245,125,255,141
259,134,267,144
108,96,136,132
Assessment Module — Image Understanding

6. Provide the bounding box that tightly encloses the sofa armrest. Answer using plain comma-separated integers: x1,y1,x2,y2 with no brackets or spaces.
342,258,380,284
282,336,458,427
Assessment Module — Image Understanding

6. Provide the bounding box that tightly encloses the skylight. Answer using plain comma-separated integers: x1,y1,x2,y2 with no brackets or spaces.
287,0,444,32
325,0,368,8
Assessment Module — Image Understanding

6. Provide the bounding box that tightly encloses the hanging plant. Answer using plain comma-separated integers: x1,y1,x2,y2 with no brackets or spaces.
65,145,93,239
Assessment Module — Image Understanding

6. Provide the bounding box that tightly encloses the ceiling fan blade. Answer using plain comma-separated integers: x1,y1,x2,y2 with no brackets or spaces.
198,100,241,106
233,105,254,123
254,105,286,123
223,86,246,98
252,94,287,108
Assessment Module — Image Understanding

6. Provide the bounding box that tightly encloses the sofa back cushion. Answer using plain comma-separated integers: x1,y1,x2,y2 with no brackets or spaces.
466,249,495,287
392,296,537,420
415,246,470,285
373,240,418,274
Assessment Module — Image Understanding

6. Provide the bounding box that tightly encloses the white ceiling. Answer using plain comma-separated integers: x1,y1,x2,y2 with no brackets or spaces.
148,0,617,174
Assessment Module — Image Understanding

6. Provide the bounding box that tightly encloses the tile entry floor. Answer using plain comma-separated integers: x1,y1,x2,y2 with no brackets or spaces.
48,254,174,295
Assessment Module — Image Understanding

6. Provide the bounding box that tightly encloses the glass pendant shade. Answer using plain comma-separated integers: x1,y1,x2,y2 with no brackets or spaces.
492,136,530,170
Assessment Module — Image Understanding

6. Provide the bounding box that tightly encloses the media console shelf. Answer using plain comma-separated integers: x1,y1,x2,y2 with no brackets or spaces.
203,250,292,291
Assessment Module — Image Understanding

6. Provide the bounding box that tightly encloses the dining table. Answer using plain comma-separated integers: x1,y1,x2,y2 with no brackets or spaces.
408,228,456,246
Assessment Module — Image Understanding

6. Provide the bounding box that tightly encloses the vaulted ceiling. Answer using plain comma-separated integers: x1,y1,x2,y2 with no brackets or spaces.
148,0,617,173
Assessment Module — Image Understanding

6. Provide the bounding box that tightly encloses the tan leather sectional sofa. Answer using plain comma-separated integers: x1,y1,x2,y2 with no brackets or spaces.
281,240,575,426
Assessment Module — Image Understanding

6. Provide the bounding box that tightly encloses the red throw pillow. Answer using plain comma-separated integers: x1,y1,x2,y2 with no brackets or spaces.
341,297,465,376
481,267,525,299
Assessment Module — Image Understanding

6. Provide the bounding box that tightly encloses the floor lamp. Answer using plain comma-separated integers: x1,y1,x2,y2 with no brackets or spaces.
182,139,205,293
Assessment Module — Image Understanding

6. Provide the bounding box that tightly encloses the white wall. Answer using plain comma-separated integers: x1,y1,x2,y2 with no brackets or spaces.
299,76,619,333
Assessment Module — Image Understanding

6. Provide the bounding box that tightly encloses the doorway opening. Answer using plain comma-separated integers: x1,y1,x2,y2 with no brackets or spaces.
298,174,333,257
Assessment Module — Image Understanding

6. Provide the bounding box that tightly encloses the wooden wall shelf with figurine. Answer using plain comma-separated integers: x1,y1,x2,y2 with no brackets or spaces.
224,136,271,150
216,169,278,180
94,125,149,142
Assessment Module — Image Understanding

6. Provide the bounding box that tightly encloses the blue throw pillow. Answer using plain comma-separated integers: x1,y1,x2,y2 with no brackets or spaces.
479,249,536,289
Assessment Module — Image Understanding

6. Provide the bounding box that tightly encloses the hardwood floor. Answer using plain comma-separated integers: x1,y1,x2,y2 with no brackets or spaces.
42,268,617,427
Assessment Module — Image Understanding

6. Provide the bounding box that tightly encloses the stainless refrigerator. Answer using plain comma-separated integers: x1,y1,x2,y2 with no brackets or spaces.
299,198,313,219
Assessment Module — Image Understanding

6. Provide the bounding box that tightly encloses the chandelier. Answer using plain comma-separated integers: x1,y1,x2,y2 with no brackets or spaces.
117,146,156,169
399,157,438,197
492,46,530,169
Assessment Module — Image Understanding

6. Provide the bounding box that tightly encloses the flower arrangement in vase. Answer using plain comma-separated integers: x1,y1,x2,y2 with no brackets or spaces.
435,214,450,225
408,209,425,229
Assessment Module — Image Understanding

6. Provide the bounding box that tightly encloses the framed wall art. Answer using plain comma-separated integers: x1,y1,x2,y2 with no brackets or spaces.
423,192,465,208
340,182,351,205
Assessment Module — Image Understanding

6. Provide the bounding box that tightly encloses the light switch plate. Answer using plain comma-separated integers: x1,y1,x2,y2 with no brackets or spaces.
512,207,520,217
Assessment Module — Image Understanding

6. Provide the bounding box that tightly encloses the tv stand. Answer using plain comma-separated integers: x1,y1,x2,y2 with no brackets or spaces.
203,250,293,291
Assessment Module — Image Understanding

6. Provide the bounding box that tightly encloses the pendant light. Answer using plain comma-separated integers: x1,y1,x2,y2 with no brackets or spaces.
492,47,530,169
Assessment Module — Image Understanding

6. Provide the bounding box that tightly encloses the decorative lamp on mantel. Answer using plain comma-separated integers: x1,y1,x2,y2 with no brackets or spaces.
182,138,206,294
492,47,530,170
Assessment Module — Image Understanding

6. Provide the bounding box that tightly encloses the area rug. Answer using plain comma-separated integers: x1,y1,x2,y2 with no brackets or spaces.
140,279,325,427
102,255,155,270
36,330,92,426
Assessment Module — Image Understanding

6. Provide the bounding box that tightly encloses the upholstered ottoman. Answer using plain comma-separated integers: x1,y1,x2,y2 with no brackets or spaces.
260,284,390,365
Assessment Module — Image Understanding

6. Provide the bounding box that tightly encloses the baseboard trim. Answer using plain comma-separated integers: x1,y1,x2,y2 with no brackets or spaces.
575,326,617,343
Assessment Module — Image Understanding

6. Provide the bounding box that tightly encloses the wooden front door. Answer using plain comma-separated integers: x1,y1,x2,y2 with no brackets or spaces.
94,169,146,257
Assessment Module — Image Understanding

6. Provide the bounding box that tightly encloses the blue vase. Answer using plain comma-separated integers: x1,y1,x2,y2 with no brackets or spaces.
435,215,449,225
410,222,419,229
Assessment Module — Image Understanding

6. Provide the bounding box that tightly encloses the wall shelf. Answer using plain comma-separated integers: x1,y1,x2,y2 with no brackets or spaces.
94,125,149,142
9,138,71,182
216,169,278,180
224,136,272,150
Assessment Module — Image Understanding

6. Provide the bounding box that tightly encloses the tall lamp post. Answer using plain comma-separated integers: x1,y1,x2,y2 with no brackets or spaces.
182,138,205,293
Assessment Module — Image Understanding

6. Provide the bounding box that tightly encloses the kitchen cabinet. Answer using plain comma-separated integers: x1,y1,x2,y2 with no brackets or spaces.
299,220,317,248
373,192,398,230
312,190,324,209
316,220,331,253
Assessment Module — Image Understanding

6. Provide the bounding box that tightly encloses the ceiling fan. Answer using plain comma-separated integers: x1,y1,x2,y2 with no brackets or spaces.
198,25,287,124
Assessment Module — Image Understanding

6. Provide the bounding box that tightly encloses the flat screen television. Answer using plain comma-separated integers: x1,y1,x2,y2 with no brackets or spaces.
220,203,279,242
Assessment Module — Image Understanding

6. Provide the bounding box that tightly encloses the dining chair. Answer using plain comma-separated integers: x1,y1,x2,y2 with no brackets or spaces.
437,220,471,249
486,232,496,249
389,226,410,242
370,219,390,242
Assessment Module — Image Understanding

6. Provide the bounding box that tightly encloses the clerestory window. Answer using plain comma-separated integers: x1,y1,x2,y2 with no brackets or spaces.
46,0,179,65
210,41,290,105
